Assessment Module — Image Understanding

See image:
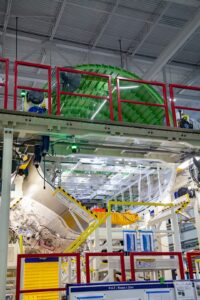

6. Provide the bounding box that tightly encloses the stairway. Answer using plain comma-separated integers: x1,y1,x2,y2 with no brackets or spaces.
53,187,110,253
65,213,110,253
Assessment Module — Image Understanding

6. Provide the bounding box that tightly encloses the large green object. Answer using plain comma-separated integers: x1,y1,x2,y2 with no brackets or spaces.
52,64,167,126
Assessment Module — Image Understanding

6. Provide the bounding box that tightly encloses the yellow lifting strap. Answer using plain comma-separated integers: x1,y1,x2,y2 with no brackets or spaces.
95,211,139,225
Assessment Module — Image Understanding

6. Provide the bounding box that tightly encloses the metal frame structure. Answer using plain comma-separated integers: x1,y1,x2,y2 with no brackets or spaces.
1,110,200,150
129,251,185,281
13,60,52,113
186,251,200,280
116,77,170,125
85,252,126,283
108,201,174,213
0,129,13,300
56,66,114,120
14,251,194,295
0,58,9,109
15,252,81,300
169,83,200,127
1,57,200,297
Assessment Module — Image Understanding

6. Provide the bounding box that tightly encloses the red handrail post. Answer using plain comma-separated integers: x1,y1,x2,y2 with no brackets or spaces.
56,67,61,115
178,252,185,280
13,61,52,114
119,252,126,282
76,253,81,284
130,252,136,281
0,58,9,109
16,254,22,300
186,251,200,280
108,76,114,121
169,84,177,127
85,252,90,284
13,61,18,111
117,77,123,121
186,252,194,280
47,64,52,114
162,83,170,126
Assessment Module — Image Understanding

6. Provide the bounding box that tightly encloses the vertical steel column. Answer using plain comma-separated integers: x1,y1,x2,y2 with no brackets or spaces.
171,207,182,252
0,128,13,299
193,193,200,246
106,215,112,252
106,215,113,281
94,227,100,281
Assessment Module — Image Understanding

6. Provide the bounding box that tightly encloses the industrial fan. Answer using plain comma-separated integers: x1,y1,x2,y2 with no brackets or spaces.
60,70,81,92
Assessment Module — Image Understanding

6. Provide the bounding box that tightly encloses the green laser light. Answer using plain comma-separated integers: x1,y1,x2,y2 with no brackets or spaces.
71,144,79,153
21,90,26,97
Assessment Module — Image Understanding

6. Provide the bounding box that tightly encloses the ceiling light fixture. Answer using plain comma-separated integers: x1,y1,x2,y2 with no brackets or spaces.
120,85,139,90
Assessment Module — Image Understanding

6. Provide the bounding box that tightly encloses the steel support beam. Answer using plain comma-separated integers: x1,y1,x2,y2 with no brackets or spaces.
31,0,67,85
66,0,199,24
193,196,200,246
0,30,198,73
144,7,200,80
1,110,200,147
90,0,120,49
0,128,13,299
20,40,47,61
129,2,170,56
50,0,67,41
171,207,182,252
165,0,200,7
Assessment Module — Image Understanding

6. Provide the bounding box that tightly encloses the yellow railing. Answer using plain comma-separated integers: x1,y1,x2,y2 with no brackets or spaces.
108,200,174,213
64,213,110,253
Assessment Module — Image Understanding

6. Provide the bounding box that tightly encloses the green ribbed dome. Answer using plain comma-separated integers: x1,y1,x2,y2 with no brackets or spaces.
52,64,167,125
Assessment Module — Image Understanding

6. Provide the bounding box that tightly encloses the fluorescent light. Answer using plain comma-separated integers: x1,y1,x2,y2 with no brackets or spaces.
90,100,107,120
120,85,139,90
90,84,139,120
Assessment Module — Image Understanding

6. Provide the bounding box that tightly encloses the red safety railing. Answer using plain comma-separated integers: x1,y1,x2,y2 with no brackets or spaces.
170,83,200,127
0,58,9,109
1,56,200,129
15,253,81,300
13,60,52,114
116,77,170,126
129,251,185,281
15,250,200,296
186,251,200,280
85,252,126,283
56,67,114,120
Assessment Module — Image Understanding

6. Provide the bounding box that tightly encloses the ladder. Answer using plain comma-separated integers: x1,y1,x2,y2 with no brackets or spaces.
53,187,109,253
64,213,110,253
